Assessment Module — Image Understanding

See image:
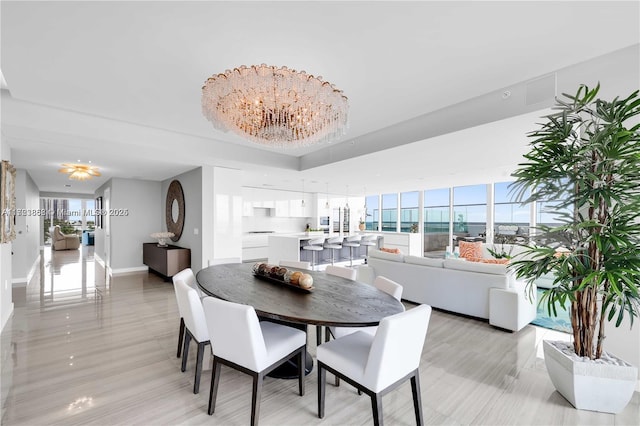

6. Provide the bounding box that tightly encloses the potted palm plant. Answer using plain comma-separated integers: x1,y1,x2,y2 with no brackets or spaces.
509,83,640,413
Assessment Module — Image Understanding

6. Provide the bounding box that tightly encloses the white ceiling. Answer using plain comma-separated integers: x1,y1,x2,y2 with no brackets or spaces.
1,1,639,196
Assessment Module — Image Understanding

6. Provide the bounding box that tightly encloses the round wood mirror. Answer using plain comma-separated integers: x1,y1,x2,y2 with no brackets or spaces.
165,180,185,242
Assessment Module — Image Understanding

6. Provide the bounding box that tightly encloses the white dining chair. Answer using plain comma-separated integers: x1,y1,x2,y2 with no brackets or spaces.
321,265,358,347
325,264,357,281
330,276,404,340
202,296,307,426
173,268,204,358
317,304,432,426
279,260,312,270
173,278,210,394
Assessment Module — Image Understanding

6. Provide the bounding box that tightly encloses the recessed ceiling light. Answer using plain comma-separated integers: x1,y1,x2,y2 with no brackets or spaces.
502,90,512,99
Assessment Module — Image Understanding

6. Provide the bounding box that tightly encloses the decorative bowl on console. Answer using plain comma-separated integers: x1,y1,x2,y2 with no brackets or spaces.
150,231,175,247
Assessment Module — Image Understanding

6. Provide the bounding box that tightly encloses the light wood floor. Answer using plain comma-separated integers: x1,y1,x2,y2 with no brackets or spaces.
1,247,638,425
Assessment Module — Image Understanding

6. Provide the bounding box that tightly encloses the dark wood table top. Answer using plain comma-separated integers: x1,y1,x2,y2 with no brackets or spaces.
196,263,404,327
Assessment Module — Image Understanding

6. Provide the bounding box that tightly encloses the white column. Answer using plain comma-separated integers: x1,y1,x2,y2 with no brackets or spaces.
486,183,494,244
418,190,424,256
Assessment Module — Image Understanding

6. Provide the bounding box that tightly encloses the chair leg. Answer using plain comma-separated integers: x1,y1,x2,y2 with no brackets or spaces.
177,317,185,358
207,358,222,415
251,373,263,426
411,372,424,426
316,325,323,346
193,341,207,394
318,364,326,418
323,330,341,387
181,332,191,372
298,349,305,396
371,393,383,426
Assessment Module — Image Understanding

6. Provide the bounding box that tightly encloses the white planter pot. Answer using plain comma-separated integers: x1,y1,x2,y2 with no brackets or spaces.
543,340,637,414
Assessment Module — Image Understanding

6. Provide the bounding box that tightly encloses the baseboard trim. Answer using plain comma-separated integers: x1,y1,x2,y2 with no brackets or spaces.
11,278,27,287
110,266,149,276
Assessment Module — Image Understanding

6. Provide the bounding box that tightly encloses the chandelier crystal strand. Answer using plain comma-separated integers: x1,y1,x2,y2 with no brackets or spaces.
202,64,348,147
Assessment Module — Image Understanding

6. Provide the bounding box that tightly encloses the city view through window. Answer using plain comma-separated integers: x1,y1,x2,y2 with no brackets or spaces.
42,198,95,244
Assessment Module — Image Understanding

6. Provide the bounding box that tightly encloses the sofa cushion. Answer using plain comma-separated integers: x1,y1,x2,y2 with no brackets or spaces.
444,258,507,276
459,241,483,260
404,256,444,268
368,249,404,262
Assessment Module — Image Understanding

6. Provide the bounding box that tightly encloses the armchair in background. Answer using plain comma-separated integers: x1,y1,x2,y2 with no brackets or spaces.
50,225,80,250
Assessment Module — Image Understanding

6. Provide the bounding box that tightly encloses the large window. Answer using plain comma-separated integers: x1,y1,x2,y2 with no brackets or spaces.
42,197,95,245
381,193,397,232
365,195,379,231
423,188,450,254
494,181,530,243
536,179,574,229
400,191,419,233
453,184,486,241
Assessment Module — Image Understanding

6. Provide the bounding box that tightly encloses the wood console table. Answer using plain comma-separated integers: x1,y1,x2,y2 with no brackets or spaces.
143,243,191,278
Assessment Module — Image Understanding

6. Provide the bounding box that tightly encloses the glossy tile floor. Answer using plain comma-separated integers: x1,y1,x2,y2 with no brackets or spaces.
1,247,638,425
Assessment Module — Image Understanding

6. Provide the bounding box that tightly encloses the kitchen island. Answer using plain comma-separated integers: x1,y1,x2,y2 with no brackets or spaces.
267,232,382,266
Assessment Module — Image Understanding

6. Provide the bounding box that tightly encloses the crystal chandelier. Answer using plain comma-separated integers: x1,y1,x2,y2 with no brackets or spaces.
201,64,348,147
58,163,101,181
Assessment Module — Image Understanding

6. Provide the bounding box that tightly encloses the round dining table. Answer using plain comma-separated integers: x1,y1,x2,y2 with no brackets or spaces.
196,262,404,377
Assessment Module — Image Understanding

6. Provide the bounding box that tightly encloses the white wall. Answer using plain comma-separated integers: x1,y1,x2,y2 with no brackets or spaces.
11,170,40,284
93,181,111,265
202,166,242,266
161,168,202,271
0,135,13,331
107,178,162,273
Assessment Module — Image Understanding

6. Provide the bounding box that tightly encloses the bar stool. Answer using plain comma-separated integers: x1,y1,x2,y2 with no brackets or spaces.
360,234,378,264
323,236,343,265
302,237,326,270
342,235,362,267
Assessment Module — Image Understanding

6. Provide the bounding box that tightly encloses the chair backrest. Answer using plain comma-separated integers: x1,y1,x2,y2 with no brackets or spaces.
202,297,267,372
325,265,357,281
279,260,312,270
173,268,203,298
173,279,209,342
307,237,326,246
364,304,431,392
361,234,378,244
345,235,362,243
373,276,403,302
52,225,64,240
325,236,343,245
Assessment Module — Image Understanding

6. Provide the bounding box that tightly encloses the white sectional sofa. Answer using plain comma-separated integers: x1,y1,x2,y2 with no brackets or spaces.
363,247,537,332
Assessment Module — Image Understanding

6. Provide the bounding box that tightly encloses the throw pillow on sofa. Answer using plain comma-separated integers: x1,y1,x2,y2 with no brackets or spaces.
466,257,510,265
459,241,482,260
380,247,402,254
